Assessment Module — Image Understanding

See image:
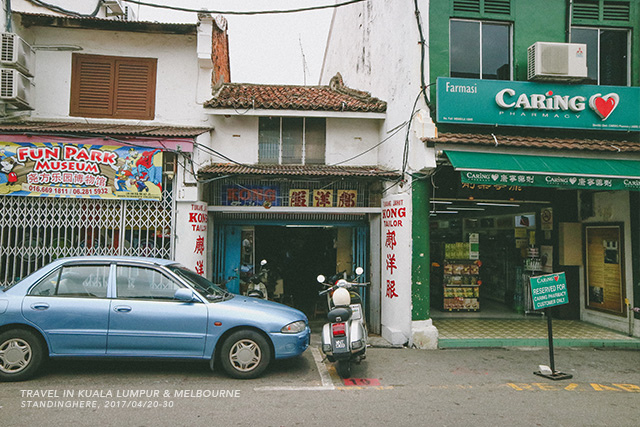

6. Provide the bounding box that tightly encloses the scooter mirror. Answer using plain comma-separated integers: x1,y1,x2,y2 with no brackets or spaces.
317,274,326,283
355,267,364,276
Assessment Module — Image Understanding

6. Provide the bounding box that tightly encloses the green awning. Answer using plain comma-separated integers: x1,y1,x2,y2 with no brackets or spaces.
445,150,640,191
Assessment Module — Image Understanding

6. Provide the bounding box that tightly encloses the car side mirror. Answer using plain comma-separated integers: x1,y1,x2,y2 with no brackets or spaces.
174,288,196,302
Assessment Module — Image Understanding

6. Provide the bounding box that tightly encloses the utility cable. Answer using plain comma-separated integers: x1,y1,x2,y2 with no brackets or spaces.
25,0,103,17
124,0,366,15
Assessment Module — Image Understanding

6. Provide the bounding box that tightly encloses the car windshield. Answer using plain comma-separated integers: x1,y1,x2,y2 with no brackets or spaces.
167,264,233,302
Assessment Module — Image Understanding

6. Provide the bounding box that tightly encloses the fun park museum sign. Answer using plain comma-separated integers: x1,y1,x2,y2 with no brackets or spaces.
0,141,163,200
437,77,640,131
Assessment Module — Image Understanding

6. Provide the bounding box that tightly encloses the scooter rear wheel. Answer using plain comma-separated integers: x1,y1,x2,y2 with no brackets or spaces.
336,359,351,378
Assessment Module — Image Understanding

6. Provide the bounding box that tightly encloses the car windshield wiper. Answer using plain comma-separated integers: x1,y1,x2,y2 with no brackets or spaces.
207,293,225,301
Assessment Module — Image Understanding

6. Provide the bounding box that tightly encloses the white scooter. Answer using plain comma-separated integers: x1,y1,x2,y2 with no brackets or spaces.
317,267,368,378
246,259,269,300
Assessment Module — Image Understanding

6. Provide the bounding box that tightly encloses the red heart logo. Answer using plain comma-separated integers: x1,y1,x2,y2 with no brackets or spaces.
554,275,559,281
589,93,619,121
595,97,616,119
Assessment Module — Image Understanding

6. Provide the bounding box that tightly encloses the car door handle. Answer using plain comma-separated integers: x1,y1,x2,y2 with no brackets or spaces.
30,303,50,310
114,305,132,313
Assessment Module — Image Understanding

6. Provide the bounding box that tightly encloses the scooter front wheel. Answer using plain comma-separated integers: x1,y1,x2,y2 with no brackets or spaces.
336,359,351,378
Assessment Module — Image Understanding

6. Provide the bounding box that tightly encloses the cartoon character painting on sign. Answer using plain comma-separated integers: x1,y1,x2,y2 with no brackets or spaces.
113,147,163,199
0,147,25,194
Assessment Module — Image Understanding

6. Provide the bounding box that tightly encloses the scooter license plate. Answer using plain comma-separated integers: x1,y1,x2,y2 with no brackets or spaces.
334,338,347,350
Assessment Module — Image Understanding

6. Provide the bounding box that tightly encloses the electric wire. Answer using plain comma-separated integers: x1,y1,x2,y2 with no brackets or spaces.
123,0,367,16
25,0,103,17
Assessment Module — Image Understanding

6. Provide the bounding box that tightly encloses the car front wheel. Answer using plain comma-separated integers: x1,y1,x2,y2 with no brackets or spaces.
220,330,271,379
0,329,45,382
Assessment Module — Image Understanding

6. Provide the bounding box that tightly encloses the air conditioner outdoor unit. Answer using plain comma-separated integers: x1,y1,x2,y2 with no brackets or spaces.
104,0,125,16
527,42,588,82
0,68,33,109
1,33,34,77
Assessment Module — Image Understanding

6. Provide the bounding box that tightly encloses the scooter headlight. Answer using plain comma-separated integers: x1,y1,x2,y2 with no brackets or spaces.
281,320,306,334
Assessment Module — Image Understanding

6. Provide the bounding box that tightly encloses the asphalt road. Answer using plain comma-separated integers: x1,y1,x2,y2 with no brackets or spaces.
2,338,640,427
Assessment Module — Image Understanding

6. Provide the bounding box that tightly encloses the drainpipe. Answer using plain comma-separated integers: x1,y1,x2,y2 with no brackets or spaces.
5,0,12,32
566,0,573,42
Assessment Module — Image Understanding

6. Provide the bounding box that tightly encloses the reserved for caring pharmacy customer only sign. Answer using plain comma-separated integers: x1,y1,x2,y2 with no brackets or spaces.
530,272,569,310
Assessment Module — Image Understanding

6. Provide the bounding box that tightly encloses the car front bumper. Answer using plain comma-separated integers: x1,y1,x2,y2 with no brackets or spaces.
270,326,310,359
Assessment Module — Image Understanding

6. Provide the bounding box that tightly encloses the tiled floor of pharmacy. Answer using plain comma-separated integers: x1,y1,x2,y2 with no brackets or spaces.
433,318,640,348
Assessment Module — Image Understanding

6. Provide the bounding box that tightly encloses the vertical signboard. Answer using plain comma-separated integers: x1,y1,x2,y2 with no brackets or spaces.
381,193,412,343
186,202,208,276
585,224,625,314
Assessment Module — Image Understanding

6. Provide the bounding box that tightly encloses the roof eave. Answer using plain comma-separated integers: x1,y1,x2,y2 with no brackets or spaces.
204,108,386,120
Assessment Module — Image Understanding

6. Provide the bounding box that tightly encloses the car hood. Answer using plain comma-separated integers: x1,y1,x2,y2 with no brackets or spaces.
214,295,308,330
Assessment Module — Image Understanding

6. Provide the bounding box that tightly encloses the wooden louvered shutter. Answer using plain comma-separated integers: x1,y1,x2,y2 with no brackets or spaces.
114,58,157,119
70,54,157,120
70,54,114,117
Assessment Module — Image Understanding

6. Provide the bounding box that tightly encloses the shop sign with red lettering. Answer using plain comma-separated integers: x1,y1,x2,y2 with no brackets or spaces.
1,141,163,200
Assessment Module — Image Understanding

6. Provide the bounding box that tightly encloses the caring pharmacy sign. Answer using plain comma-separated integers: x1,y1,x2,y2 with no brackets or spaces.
437,77,640,131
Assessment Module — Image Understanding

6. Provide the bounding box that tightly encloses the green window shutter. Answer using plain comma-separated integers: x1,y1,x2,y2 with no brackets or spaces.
452,0,510,17
603,1,630,21
453,0,481,14
484,0,510,15
573,0,630,23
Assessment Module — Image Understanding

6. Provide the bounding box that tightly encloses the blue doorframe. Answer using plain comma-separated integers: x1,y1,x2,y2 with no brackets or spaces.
212,221,369,303
212,224,243,294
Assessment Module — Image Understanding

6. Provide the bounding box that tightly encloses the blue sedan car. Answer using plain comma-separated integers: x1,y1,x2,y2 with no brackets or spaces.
0,257,310,381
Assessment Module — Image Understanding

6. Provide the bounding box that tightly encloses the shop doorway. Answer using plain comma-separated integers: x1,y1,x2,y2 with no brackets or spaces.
430,199,552,318
213,222,369,318
255,226,337,316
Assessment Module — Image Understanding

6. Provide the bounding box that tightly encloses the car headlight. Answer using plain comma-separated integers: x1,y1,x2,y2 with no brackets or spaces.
281,320,306,334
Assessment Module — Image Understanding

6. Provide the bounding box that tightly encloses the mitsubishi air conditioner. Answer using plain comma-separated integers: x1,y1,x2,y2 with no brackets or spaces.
1,33,34,77
527,42,588,82
0,68,33,109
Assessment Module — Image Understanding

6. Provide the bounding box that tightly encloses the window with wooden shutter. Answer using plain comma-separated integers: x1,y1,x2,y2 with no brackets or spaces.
70,54,157,120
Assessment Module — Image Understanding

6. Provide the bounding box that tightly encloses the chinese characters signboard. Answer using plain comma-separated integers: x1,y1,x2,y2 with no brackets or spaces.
437,77,640,131
223,185,280,206
530,272,569,310
381,193,412,341
0,141,163,200
460,170,640,191
188,202,208,276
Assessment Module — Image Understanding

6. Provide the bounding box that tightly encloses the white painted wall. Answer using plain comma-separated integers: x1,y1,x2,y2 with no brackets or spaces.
206,114,382,167
581,191,638,336
11,0,116,18
320,0,435,173
13,26,209,125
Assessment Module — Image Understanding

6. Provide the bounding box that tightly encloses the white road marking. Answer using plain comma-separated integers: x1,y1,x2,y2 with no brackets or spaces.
254,347,335,391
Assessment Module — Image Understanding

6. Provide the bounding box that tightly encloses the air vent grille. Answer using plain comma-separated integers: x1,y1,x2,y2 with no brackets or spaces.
573,0,630,22
453,0,510,15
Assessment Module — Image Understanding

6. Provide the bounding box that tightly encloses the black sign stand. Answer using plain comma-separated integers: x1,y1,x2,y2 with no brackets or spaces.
534,308,573,380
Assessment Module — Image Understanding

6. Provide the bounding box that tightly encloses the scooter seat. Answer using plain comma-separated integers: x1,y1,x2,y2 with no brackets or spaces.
327,306,352,323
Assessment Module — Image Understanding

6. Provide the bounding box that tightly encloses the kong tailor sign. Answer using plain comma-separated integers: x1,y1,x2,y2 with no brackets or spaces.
437,77,640,131
0,141,163,200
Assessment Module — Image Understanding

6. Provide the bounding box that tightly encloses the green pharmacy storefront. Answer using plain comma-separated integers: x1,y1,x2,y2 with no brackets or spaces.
429,78,640,326
428,148,640,327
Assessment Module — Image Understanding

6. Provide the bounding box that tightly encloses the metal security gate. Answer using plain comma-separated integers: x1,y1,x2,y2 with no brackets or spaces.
0,186,174,287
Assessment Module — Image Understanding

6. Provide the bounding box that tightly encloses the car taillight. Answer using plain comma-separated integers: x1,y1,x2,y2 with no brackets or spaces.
332,323,346,337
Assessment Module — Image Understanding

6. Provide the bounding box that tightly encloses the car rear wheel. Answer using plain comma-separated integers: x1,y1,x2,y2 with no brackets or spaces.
0,330,44,382
220,330,271,379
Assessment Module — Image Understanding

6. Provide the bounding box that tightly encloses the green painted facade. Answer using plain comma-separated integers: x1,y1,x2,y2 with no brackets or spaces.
429,0,640,109
411,176,430,320
426,0,640,320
